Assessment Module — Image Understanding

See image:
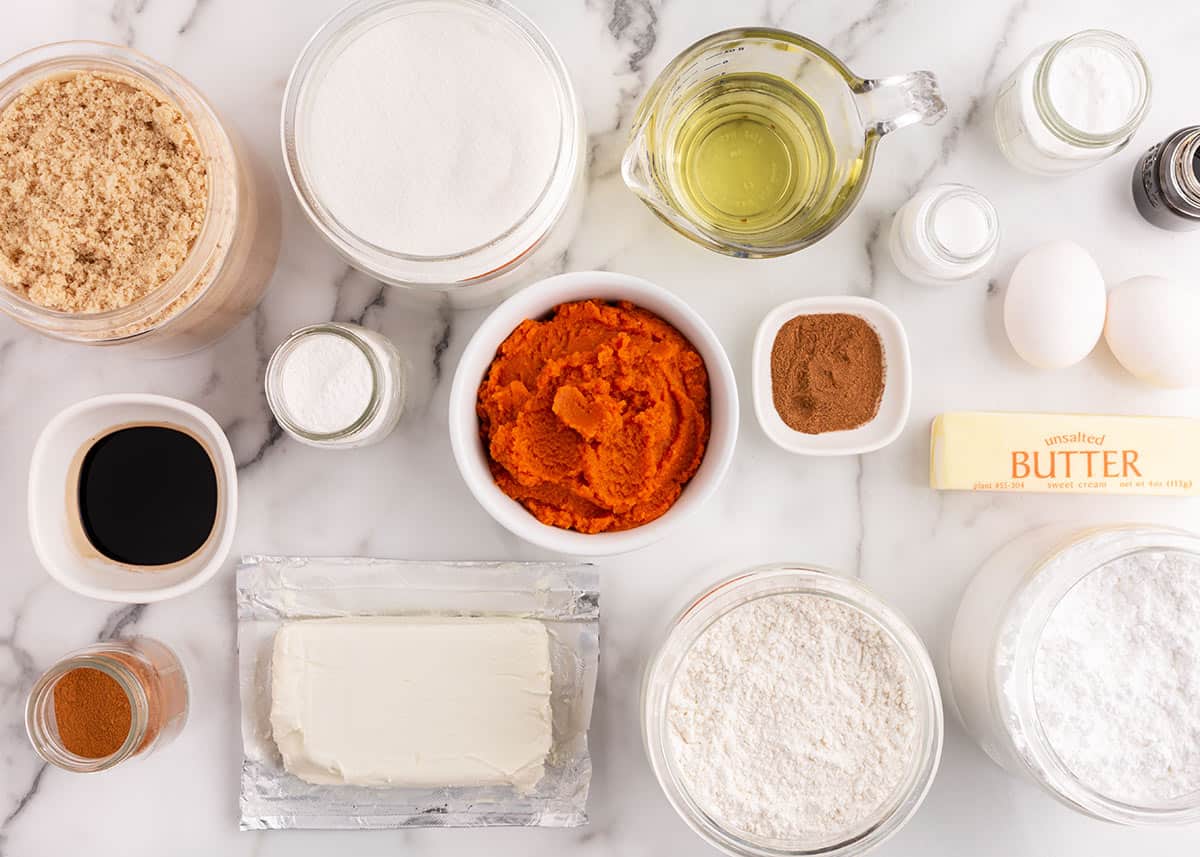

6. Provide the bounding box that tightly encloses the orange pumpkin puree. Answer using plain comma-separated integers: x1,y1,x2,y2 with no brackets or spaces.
477,300,711,534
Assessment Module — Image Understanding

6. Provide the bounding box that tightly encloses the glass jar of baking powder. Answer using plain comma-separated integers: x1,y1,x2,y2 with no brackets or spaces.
26,636,189,772
642,566,943,857
266,322,406,449
0,42,281,357
949,524,1200,825
993,30,1151,175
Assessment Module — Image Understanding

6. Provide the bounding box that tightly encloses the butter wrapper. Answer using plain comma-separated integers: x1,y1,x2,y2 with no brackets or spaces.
930,411,1200,494
236,557,599,830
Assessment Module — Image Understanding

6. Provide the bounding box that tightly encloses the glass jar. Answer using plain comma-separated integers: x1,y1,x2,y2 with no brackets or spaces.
993,30,1151,175
888,183,999,285
265,322,406,449
1132,126,1200,231
0,42,281,357
281,0,586,308
948,524,1200,825
642,565,943,857
25,637,189,772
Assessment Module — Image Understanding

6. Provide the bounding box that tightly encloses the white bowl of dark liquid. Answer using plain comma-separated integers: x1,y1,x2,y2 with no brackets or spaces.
28,393,238,603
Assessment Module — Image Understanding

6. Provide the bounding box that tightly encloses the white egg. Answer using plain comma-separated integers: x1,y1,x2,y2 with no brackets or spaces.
1105,276,1200,388
1003,240,1107,369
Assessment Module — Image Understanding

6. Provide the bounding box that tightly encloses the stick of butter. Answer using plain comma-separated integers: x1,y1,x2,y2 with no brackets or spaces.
930,412,1200,495
270,617,553,790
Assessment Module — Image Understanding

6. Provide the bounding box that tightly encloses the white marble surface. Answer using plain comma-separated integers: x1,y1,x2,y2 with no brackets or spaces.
1,0,1199,855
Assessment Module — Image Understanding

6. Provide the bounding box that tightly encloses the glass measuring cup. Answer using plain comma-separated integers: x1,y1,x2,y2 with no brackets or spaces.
622,28,947,257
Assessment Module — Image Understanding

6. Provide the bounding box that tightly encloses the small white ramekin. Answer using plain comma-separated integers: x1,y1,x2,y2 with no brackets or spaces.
28,393,238,603
752,296,912,455
448,271,738,556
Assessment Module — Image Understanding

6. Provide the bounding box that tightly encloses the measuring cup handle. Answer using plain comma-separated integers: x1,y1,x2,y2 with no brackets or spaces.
856,71,948,137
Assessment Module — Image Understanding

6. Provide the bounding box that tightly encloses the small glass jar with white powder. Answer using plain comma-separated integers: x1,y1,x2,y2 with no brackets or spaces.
993,30,1151,175
642,566,943,857
949,525,1200,825
889,184,999,285
266,323,405,449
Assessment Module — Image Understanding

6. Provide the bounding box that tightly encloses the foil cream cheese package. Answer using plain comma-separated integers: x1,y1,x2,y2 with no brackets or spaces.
931,412,1200,494
236,557,599,830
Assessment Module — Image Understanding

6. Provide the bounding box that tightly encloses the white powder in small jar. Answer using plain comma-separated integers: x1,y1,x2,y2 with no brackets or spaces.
267,323,405,449
277,332,374,435
932,194,992,257
667,593,918,841
1034,549,1200,805
1046,41,1138,135
301,6,560,257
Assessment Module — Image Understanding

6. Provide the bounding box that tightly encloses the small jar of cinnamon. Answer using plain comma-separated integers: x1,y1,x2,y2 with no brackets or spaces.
25,637,188,772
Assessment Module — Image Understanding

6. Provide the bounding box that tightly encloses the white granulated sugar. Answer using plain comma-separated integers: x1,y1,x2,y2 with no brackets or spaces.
1047,43,1137,134
279,333,373,435
304,8,560,256
667,593,918,841
1034,550,1200,804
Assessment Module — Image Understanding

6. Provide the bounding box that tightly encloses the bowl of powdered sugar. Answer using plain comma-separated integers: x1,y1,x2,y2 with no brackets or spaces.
642,566,943,857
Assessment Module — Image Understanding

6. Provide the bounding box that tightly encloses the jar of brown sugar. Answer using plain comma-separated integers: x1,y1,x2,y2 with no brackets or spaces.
25,636,189,772
0,42,280,357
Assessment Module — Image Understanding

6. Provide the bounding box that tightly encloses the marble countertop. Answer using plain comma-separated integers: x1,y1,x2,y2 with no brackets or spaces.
2,0,1200,855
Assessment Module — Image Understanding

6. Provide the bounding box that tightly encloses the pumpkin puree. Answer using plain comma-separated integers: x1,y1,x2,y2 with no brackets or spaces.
477,300,711,534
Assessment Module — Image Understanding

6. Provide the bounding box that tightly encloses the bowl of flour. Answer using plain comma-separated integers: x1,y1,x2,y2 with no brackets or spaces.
642,566,944,857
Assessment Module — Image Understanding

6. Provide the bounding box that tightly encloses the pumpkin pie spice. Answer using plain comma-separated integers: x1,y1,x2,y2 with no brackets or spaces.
770,313,885,434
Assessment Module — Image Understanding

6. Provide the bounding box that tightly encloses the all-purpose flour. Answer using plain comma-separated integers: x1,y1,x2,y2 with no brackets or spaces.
1034,549,1200,804
667,593,918,840
303,7,560,256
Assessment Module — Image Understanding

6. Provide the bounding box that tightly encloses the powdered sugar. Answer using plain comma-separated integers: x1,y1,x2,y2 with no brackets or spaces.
666,593,918,841
1034,549,1200,804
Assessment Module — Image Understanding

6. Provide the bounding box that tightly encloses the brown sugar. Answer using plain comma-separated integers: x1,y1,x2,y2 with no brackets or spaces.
0,71,207,313
770,313,885,434
477,300,711,534
52,666,132,759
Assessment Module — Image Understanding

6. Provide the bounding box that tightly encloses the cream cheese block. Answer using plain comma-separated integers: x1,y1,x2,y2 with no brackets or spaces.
270,616,553,790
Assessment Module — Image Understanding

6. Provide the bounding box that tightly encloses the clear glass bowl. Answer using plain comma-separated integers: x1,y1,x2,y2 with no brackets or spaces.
281,0,585,307
949,524,1200,825
0,41,280,356
642,565,944,857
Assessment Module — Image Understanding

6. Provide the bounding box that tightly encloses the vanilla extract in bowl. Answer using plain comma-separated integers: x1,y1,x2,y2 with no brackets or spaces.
76,425,218,567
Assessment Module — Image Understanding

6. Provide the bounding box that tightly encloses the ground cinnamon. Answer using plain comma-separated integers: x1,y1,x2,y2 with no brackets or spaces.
52,667,132,758
770,313,885,434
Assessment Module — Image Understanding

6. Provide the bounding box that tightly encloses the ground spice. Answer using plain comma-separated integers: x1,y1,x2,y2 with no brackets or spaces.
52,667,132,759
770,313,885,434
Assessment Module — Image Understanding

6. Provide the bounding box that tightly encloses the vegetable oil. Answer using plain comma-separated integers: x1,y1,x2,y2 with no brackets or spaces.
663,72,855,241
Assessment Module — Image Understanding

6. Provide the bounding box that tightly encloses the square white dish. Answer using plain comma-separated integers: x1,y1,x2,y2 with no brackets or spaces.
752,296,912,455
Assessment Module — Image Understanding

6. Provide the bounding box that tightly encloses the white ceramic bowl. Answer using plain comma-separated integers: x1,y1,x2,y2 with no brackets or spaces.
449,271,738,556
752,296,912,455
28,393,238,603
